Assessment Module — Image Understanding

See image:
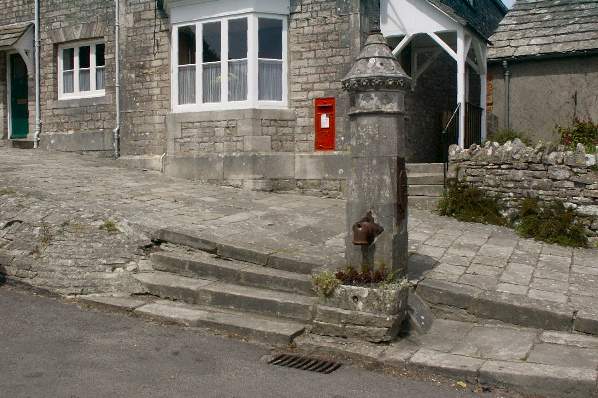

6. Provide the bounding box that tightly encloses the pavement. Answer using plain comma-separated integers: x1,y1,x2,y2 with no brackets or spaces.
0,148,596,333
0,284,512,398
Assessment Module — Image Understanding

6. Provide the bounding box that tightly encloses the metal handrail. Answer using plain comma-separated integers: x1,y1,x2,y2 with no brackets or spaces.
441,103,461,189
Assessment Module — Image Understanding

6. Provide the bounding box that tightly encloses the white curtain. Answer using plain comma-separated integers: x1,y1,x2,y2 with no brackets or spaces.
228,60,247,101
178,65,196,104
203,63,221,103
259,60,282,101
96,67,105,90
79,70,91,91
63,71,74,94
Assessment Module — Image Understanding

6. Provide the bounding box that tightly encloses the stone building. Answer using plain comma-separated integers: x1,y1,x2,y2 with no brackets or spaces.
0,0,504,196
488,0,598,143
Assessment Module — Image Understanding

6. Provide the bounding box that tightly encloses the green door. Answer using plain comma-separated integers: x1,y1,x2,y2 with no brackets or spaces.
9,54,29,139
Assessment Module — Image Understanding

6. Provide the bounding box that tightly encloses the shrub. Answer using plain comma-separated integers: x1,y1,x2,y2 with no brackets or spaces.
437,180,508,226
335,265,395,286
312,271,341,297
558,118,598,153
99,219,120,234
515,198,588,247
487,129,532,146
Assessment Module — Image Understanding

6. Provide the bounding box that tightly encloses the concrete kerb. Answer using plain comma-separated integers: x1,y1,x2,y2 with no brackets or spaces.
295,333,598,398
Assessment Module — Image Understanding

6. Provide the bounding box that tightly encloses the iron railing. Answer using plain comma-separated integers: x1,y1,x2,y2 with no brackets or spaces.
464,102,483,148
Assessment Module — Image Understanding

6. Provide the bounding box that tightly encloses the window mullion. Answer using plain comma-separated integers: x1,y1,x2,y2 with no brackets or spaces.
90,44,96,92
247,14,257,107
197,22,202,105
74,46,80,94
282,17,288,105
222,18,228,104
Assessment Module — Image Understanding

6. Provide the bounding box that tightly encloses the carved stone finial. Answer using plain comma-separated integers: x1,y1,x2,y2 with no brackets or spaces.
342,31,411,92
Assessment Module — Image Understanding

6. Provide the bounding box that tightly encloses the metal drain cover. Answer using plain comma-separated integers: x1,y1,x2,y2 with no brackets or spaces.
268,354,342,374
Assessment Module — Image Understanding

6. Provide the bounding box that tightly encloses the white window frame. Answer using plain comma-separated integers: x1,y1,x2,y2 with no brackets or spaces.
58,40,106,100
171,13,288,112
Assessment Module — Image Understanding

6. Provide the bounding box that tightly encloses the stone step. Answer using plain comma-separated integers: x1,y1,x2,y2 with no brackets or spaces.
409,184,445,197
408,196,441,210
9,139,35,149
406,163,444,174
408,172,445,185
151,250,313,295
134,272,316,321
135,300,306,345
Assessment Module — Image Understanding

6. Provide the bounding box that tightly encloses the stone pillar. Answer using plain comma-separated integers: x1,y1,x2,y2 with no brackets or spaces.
342,30,411,278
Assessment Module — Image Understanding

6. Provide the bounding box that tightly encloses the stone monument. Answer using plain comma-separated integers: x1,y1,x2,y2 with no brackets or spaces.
342,30,411,278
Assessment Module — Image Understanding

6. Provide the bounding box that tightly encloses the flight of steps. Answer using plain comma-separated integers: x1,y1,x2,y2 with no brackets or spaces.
407,163,445,210
132,242,317,344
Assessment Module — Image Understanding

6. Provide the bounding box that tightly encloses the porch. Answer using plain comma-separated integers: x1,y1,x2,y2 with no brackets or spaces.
381,0,488,162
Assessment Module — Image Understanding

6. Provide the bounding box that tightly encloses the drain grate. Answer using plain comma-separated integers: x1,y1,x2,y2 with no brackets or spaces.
268,354,342,374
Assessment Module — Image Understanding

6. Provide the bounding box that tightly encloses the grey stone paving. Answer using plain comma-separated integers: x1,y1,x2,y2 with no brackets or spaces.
1,148,597,316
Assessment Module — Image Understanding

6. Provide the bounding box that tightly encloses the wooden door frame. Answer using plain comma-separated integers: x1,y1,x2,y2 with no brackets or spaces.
6,50,29,140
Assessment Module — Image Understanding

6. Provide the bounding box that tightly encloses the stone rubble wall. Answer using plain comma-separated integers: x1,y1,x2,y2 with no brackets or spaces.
0,189,151,295
449,140,598,236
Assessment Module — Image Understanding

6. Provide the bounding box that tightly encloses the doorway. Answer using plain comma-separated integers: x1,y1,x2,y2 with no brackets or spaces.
8,53,29,139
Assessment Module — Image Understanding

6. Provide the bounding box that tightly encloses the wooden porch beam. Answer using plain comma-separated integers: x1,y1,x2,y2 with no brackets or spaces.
426,32,457,62
391,34,413,57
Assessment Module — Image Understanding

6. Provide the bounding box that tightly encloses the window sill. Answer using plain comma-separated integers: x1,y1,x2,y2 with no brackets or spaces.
52,94,112,109
167,107,296,123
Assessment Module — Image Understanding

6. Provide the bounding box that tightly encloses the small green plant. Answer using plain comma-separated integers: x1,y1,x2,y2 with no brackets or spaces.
487,129,532,146
0,188,16,196
335,265,395,286
312,271,341,297
515,198,588,247
437,180,508,226
99,219,120,234
39,222,52,246
558,118,598,153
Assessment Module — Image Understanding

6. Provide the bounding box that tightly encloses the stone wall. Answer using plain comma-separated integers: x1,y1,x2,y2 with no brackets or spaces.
488,55,598,143
38,0,116,154
450,140,598,237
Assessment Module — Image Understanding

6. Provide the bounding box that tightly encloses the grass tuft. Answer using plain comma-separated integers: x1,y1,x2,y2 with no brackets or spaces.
437,180,508,226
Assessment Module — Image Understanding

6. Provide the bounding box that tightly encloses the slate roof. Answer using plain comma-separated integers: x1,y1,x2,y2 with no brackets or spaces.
489,0,598,60
427,0,508,40
0,22,32,50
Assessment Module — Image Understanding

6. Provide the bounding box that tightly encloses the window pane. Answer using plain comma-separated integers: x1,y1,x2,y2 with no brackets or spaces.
79,46,91,69
63,48,74,70
96,43,105,67
203,22,221,63
203,63,221,103
96,67,105,90
178,25,196,65
63,71,74,93
259,60,282,101
178,65,196,104
258,18,282,59
229,60,247,101
228,18,247,60
80,70,91,91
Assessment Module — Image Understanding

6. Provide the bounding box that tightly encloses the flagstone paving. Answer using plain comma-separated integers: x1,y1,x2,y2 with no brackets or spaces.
0,148,597,332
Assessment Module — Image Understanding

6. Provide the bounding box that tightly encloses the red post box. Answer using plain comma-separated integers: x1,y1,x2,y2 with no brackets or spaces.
314,97,336,151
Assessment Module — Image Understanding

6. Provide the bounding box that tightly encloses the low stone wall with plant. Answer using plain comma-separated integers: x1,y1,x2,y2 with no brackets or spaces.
449,140,598,240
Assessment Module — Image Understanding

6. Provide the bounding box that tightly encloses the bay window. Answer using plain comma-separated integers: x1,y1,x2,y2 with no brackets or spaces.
58,41,105,99
172,14,287,111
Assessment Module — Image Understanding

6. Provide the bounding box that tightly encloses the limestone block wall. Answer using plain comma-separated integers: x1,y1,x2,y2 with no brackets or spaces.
38,0,116,153
450,140,598,236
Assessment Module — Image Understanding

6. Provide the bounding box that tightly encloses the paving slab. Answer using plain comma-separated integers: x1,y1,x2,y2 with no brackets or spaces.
407,349,484,382
527,343,598,369
479,360,597,398
78,295,151,312
451,325,537,361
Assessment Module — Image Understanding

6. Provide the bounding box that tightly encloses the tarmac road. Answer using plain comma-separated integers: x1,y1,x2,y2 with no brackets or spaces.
0,284,512,398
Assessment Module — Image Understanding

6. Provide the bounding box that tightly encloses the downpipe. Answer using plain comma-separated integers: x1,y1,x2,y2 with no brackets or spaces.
33,0,41,148
503,60,511,130
113,0,121,158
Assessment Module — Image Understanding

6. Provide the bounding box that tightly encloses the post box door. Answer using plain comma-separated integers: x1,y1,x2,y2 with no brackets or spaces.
315,97,335,151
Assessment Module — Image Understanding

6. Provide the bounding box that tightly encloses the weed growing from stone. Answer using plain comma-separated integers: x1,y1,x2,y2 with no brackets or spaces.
558,118,598,152
0,188,16,196
100,219,120,234
487,129,532,146
514,198,588,247
311,271,341,297
437,180,508,226
335,265,395,286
